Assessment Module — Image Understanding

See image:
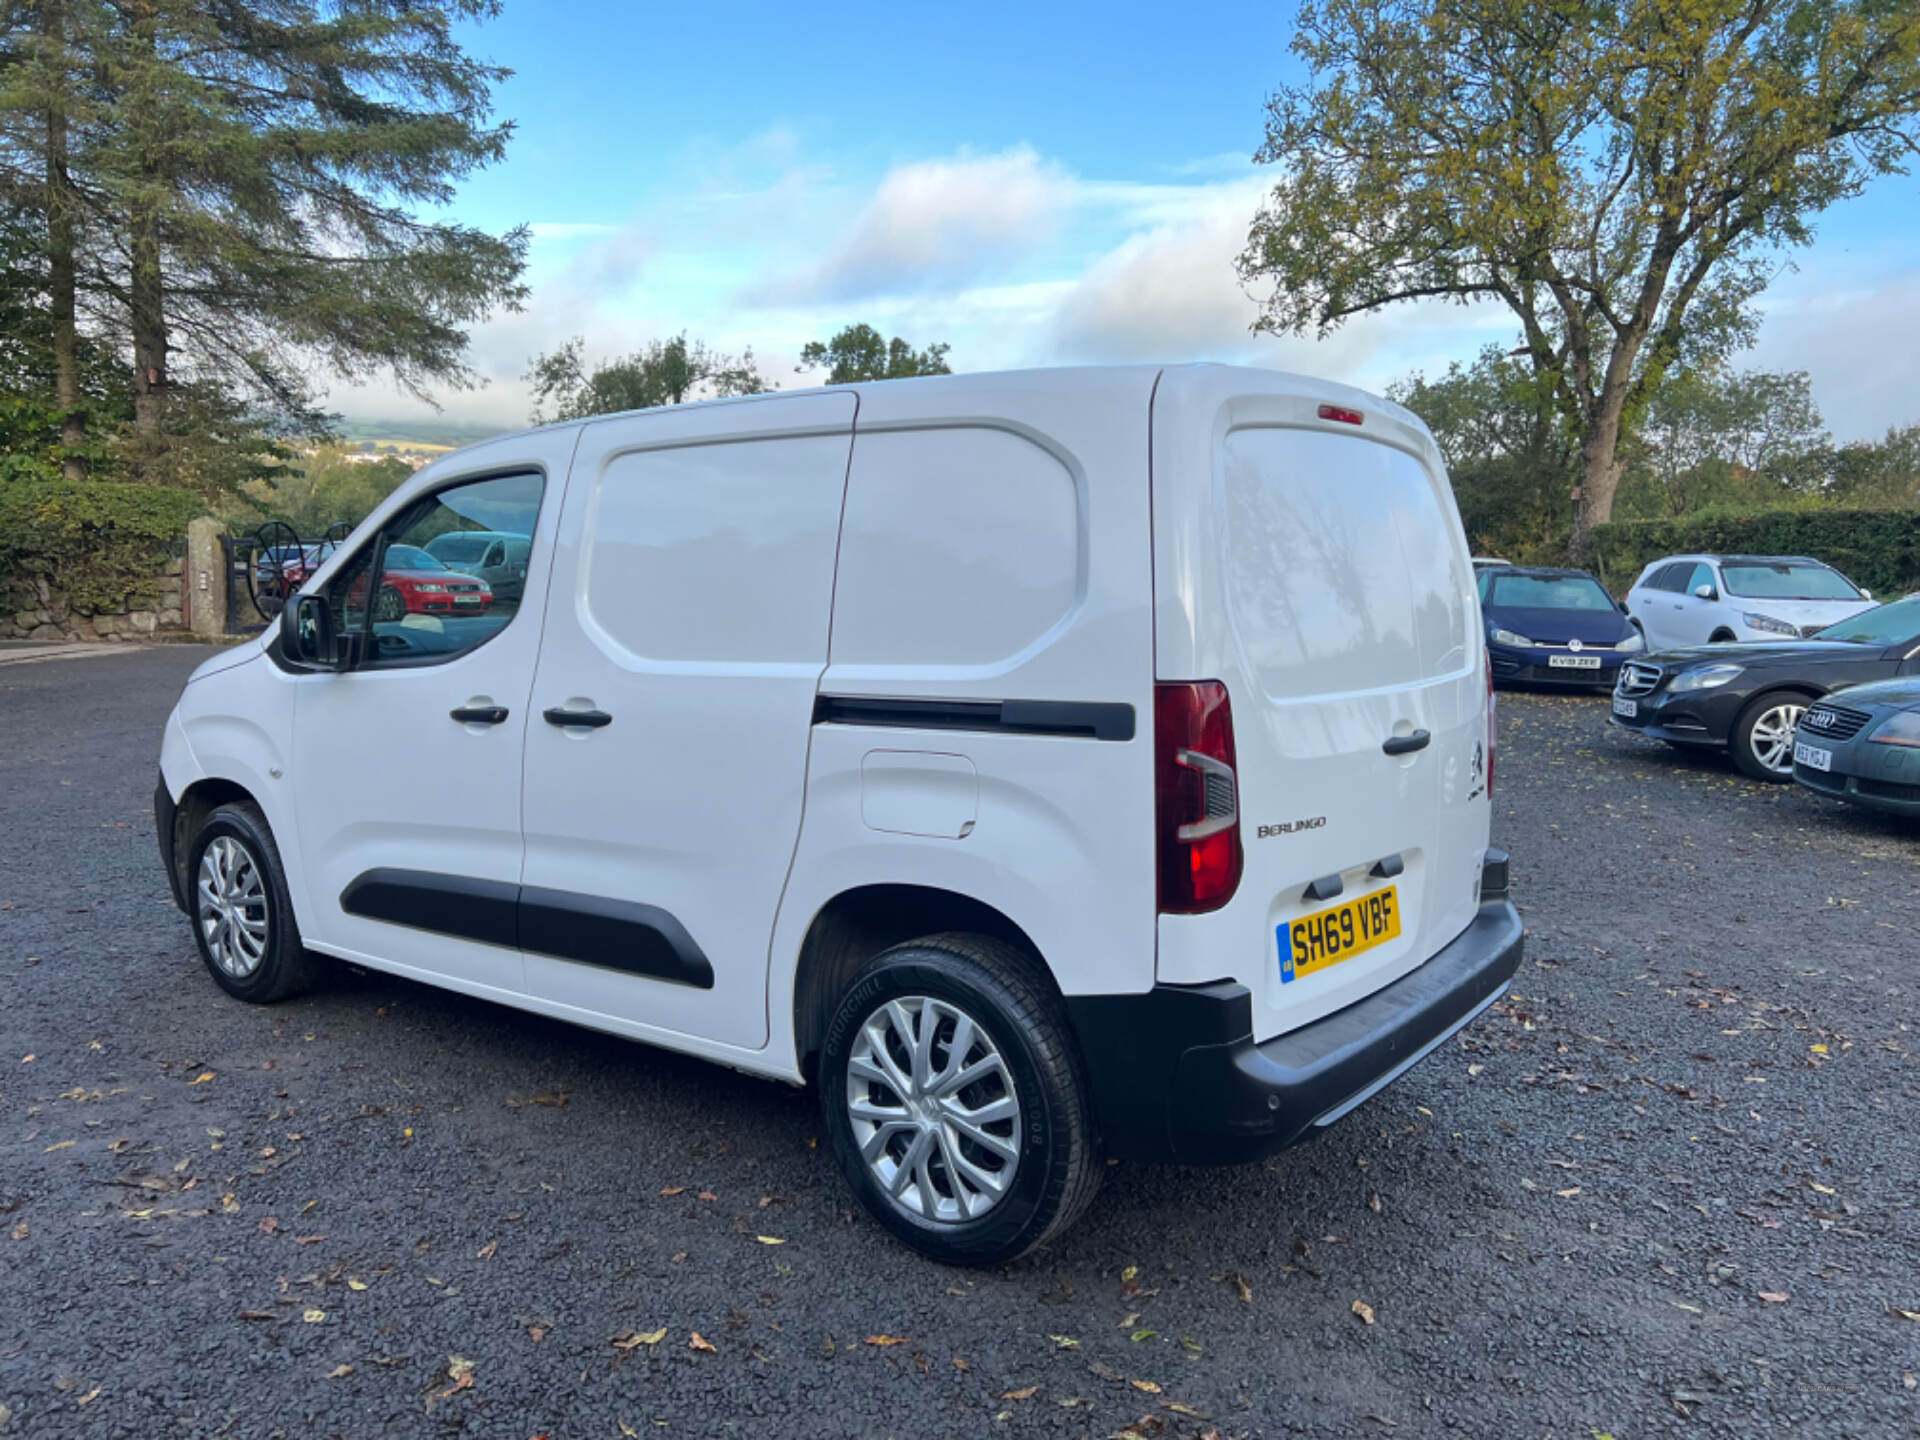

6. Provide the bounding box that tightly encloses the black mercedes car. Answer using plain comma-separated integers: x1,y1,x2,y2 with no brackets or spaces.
1609,593,1920,781
1791,677,1920,817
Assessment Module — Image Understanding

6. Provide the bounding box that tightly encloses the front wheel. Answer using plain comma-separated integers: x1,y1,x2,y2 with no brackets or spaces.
187,802,323,1001
375,585,406,623
820,934,1101,1266
1732,692,1807,783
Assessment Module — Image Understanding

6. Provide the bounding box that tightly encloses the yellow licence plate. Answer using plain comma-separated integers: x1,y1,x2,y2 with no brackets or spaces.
1281,885,1401,983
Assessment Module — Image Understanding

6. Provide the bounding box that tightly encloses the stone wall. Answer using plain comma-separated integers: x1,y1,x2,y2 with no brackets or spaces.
0,557,189,642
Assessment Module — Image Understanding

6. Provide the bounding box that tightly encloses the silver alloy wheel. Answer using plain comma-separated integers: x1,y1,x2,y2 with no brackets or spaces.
196,835,269,978
1749,700,1806,775
846,996,1021,1223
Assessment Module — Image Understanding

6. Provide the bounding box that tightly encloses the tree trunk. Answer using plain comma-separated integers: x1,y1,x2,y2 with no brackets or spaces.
130,203,167,441
1568,409,1625,562
44,6,86,481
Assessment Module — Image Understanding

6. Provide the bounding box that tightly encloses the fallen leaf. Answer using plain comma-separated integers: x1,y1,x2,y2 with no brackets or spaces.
75,1387,102,1406
865,1334,911,1347
1351,1300,1376,1326
476,1240,497,1260
528,1324,550,1343
1118,1312,1140,1329
1049,1335,1080,1349
258,1216,280,1236
697,1191,717,1202
1121,1265,1139,1282
238,1309,276,1321
10,1221,24,1241
659,1186,686,1196
1894,1309,1920,1322
1130,1379,1162,1394
1002,1386,1039,1400
44,1140,74,1153
1369,1193,1383,1213
952,1356,971,1371
189,1072,215,1085
326,1364,353,1379
612,1327,668,1350
347,1278,368,1292
303,1309,326,1323
1230,1273,1252,1304
19,1054,33,1064
1554,1187,1582,1199
688,1333,716,1353
293,1234,326,1246
755,1236,785,1245
1758,1291,1788,1304
439,1356,474,1397
1810,1044,1828,1055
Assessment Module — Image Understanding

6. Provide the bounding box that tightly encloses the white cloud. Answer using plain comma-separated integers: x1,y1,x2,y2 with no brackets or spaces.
1746,270,1920,443
776,146,1073,302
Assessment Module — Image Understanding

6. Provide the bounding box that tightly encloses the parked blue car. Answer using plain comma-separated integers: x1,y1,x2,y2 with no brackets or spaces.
1477,565,1644,690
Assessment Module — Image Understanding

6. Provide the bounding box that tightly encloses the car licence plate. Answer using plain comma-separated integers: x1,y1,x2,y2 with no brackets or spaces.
1612,695,1637,718
1280,885,1401,984
452,594,481,604
1793,741,1832,772
1549,654,1602,669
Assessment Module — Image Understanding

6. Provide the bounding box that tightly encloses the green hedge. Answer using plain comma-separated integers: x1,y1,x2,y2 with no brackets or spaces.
1587,508,1920,598
0,481,207,614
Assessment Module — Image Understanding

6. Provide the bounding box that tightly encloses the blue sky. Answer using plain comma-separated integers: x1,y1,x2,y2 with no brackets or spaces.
337,1,1920,441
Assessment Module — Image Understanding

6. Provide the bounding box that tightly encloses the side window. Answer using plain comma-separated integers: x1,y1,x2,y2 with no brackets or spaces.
330,471,543,666
483,542,506,568
1476,570,1493,601
1687,562,1716,597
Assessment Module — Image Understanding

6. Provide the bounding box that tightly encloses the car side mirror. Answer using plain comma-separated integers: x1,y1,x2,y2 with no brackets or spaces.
282,593,354,670
1617,599,1629,613
1862,588,1873,600
1693,584,1716,600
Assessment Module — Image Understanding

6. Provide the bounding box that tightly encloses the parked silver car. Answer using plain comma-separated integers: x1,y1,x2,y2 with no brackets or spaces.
422,530,532,603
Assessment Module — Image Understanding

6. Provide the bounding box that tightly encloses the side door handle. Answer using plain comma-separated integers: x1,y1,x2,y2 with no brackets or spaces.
1382,729,1431,756
450,705,510,726
544,707,613,729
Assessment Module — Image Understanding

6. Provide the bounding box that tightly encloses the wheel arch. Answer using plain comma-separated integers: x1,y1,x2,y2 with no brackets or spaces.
166,777,265,909
789,885,1051,1079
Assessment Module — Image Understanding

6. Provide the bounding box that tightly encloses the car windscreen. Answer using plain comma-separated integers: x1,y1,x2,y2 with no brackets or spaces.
384,544,446,571
1720,562,1860,600
427,536,491,563
1487,574,1617,611
1808,594,1920,644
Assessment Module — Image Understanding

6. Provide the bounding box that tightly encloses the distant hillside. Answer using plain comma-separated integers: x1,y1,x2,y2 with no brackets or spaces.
336,417,514,449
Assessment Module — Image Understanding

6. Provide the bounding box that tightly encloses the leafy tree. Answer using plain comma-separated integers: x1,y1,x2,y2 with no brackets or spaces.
243,444,411,533
1826,425,1920,508
525,334,772,423
1390,347,1577,561
797,323,951,385
1240,0,1920,555
1617,368,1829,518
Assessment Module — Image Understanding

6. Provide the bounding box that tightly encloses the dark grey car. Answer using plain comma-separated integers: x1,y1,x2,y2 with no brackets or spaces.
422,530,532,604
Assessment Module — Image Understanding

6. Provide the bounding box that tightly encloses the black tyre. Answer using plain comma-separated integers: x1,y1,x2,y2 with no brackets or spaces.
375,585,406,623
820,934,1101,1266
186,802,323,1002
1731,690,1808,783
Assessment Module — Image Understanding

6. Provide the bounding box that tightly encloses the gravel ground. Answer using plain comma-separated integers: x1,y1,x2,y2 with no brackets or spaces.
2,646,1917,1440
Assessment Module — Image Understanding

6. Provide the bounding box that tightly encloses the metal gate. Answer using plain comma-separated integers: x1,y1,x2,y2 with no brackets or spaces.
220,522,353,636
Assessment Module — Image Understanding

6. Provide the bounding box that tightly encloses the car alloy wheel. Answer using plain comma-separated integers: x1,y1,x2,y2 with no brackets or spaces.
845,994,1023,1224
376,585,406,623
196,834,270,979
1747,699,1805,776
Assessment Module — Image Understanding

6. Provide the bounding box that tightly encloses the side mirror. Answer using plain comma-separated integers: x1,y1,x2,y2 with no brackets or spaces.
283,593,344,670
1693,583,1716,600
1862,588,1873,600
1617,599,1629,613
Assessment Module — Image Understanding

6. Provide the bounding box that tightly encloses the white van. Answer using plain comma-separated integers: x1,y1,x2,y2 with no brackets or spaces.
156,366,1521,1264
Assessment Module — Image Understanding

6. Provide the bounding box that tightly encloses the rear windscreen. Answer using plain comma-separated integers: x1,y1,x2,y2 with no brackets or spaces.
1221,427,1470,699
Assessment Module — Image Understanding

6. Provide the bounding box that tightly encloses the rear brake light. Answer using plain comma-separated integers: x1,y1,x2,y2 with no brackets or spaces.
1155,681,1243,913
1485,650,1497,797
1317,403,1363,425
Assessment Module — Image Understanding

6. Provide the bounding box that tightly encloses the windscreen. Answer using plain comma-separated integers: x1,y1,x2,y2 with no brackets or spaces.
384,545,445,571
1809,595,1920,644
1488,574,1615,611
1721,562,1860,600
427,536,491,563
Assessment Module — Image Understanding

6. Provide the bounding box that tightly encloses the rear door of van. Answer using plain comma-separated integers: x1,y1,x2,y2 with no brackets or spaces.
1150,368,1489,1042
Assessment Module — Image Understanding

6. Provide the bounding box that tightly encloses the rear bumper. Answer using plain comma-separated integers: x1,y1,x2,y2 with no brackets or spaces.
1067,869,1523,1164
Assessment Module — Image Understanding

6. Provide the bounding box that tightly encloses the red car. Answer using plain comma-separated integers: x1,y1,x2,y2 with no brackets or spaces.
367,545,493,620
